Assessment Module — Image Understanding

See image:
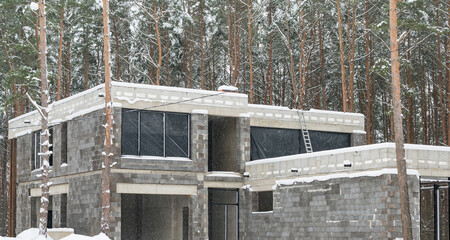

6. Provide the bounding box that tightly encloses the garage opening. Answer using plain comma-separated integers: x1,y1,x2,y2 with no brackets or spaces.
208,116,238,172
208,189,238,240
121,194,189,240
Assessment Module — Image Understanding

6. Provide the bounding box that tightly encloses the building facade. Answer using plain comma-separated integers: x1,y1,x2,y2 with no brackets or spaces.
8,82,450,239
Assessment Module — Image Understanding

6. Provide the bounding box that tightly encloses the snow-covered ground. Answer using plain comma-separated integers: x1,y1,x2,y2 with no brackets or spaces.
0,229,110,240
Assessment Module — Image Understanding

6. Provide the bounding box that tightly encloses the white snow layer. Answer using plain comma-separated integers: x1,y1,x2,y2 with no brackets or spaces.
275,168,420,188
192,109,208,115
218,85,238,92
0,228,109,240
30,2,39,11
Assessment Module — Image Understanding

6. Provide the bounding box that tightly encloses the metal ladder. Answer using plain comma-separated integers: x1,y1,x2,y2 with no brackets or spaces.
297,111,313,153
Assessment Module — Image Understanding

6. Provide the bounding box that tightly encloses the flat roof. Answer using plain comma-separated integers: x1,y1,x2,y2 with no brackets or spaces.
8,82,364,139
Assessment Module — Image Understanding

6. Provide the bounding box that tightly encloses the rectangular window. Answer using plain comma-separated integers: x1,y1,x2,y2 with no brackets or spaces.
32,128,53,169
252,191,273,212
250,127,351,160
121,109,190,158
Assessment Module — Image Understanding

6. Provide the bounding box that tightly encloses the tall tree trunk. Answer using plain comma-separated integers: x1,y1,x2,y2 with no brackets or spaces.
282,61,286,106
83,26,89,90
57,4,64,100
319,17,326,109
286,1,297,109
298,9,306,109
420,45,428,144
336,0,347,112
113,16,120,81
166,30,170,86
154,4,161,85
365,0,372,143
199,0,205,89
65,41,71,98
347,3,356,112
182,18,188,88
436,0,447,144
227,0,233,84
233,0,240,86
389,0,413,239
247,0,253,103
267,1,273,105
406,33,414,144
212,38,216,90
37,0,50,237
101,0,113,236
447,2,450,146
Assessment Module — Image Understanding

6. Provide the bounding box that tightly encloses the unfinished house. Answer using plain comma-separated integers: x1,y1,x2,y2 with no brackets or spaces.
8,82,450,239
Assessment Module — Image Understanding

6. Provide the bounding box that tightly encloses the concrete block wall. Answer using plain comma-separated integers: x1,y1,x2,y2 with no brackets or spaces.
245,143,450,186
241,174,420,239
237,116,250,173
67,173,102,236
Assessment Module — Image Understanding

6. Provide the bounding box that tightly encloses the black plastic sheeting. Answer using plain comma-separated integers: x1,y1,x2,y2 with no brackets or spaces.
301,130,351,154
250,127,299,160
250,127,351,161
121,110,138,155
121,109,190,158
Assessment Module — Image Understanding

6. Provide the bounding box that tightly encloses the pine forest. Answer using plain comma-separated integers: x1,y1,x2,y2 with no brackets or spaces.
0,0,449,209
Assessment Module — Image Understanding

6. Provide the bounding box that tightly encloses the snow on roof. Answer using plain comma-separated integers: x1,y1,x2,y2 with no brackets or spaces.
308,108,364,117
113,81,246,98
218,85,239,92
274,168,420,188
207,171,241,178
248,104,291,111
246,143,450,166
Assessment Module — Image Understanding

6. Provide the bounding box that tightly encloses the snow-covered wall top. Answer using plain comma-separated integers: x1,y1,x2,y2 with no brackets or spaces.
245,143,450,191
248,105,364,133
9,81,363,138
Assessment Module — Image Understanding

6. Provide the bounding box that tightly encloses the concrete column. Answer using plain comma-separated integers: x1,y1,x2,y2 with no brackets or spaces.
351,131,367,146
190,183,208,240
191,110,208,172
236,115,250,174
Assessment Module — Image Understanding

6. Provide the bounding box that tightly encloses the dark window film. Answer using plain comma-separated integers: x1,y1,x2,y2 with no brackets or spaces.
61,122,67,163
253,191,273,212
49,128,53,166
301,130,351,153
250,127,299,161
165,113,189,158
251,127,351,160
33,131,41,169
121,109,190,158
121,110,139,155
140,111,164,156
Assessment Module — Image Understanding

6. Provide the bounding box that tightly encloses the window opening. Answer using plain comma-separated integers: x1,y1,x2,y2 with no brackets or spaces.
252,191,273,212
122,109,190,158
32,128,53,169
61,122,68,164
250,127,351,161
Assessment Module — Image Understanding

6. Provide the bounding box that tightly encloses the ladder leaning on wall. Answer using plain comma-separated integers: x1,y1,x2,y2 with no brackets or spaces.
297,111,313,153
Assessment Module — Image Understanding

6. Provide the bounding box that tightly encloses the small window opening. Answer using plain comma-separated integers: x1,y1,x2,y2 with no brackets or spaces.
252,191,273,212
32,128,53,170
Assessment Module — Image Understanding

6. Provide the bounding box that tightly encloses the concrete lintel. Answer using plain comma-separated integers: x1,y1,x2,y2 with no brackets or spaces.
116,183,197,195
30,184,69,197
204,181,243,189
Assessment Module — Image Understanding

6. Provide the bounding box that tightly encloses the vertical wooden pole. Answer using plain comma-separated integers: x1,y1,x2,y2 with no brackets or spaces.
389,0,413,239
101,0,112,236
38,0,51,237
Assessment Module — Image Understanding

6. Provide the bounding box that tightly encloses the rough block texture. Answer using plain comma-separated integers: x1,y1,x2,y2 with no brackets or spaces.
351,132,367,146
240,174,420,239
237,116,250,173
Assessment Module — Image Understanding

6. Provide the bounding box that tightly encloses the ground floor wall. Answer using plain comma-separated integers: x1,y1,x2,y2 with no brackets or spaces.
240,174,420,239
